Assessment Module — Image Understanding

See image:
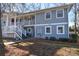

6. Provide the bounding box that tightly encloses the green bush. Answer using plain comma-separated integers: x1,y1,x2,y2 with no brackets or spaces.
70,34,78,43
58,38,69,42
50,37,56,41
45,37,49,40
26,33,32,37
71,34,78,39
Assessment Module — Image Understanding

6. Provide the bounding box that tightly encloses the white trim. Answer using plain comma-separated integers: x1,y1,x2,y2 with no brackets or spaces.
45,11,52,20
67,8,69,38
56,25,65,34
6,15,8,26
23,22,68,27
35,13,36,37
56,9,64,18
29,20,30,25
29,17,31,25
45,26,52,34
14,16,16,26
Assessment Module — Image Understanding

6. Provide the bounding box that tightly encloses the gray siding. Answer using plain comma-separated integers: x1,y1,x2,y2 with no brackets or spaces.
35,8,69,38
36,24,68,38
36,8,68,24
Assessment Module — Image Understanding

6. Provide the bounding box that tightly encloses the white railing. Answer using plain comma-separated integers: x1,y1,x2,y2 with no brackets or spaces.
2,26,17,33
20,27,26,36
16,25,26,36
2,25,26,40
14,32,22,40
15,26,22,37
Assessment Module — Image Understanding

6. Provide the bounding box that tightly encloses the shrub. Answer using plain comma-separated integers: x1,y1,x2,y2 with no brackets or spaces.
58,38,69,42
69,34,78,43
26,33,32,37
70,34,78,39
49,37,56,41
45,37,49,40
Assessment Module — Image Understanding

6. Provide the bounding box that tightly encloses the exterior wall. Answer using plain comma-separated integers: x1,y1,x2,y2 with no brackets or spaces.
36,8,68,24
35,8,69,38
1,7,69,39
2,33,15,38
1,13,16,38
35,24,68,38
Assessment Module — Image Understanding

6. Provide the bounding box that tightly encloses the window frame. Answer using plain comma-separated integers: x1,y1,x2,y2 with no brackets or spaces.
45,26,52,34
57,25,65,34
11,18,15,25
45,11,52,20
56,9,64,18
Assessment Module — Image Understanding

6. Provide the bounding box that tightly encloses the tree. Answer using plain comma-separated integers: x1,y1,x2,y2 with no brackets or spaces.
0,3,5,56
74,3,77,34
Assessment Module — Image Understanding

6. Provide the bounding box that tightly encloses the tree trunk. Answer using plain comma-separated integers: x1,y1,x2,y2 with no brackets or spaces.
0,3,5,56
74,3,77,34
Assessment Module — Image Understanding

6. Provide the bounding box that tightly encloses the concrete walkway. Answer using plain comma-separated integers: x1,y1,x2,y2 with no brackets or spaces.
4,42,15,45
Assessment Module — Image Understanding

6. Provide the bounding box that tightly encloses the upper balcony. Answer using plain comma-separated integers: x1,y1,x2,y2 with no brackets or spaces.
16,15,35,26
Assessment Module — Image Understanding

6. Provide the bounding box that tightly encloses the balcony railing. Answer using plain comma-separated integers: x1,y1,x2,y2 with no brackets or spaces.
16,19,35,26
2,26,17,33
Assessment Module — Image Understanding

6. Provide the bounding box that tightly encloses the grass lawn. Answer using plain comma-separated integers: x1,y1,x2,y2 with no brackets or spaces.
4,39,79,56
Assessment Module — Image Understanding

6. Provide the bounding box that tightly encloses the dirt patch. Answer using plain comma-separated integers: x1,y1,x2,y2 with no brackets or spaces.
5,39,79,56
5,45,30,56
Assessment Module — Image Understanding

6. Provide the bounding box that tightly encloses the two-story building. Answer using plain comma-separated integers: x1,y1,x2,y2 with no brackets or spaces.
1,4,73,40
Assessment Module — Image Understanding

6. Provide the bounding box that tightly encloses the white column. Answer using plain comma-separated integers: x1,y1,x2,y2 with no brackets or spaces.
35,13,36,37
6,15,8,27
29,19,30,25
28,16,31,25
14,16,16,26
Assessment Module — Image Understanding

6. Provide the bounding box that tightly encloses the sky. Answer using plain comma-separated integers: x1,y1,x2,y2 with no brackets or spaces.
68,5,75,27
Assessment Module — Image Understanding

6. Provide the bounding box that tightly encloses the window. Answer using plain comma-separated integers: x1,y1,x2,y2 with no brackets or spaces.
56,9,64,18
11,18,14,22
27,28,32,33
11,18,14,25
57,25,64,34
45,12,51,20
45,26,52,34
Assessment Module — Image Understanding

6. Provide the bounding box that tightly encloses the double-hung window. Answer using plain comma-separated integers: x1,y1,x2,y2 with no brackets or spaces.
56,9,64,18
57,25,64,34
45,26,52,34
45,11,51,20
